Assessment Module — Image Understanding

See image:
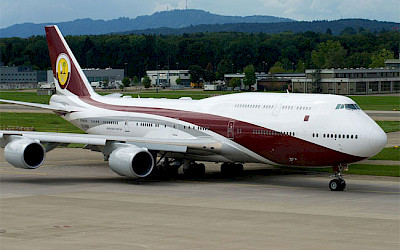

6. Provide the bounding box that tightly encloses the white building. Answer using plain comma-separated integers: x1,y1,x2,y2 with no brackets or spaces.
146,70,190,87
292,67,400,94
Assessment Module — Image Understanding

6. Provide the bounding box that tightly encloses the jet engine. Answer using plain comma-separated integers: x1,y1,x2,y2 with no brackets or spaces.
4,137,45,169
108,145,154,178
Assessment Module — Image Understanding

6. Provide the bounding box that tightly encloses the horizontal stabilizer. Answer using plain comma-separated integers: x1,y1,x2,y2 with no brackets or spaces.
0,99,75,113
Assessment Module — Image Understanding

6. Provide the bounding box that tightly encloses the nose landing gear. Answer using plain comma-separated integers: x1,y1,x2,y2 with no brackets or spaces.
329,165,347,191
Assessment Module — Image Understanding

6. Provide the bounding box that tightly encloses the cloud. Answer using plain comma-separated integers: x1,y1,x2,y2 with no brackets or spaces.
258,0,400,21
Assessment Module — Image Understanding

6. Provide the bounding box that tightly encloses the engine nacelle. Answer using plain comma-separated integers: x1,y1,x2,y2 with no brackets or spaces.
4,137,45,169
108,145,154,178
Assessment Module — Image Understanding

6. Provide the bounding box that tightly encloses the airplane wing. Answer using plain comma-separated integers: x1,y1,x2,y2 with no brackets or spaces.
0,130,221,154
0,99,76,113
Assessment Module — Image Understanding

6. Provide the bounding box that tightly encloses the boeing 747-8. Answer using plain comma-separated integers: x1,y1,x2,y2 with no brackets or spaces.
0,25,387,191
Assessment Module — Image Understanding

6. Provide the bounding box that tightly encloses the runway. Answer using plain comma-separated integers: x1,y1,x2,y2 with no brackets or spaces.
1,148,399,250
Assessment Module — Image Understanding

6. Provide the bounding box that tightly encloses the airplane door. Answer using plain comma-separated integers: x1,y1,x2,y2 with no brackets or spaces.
172,122,178,136
273,96,286,117
227,121,235,139
124,117,130,132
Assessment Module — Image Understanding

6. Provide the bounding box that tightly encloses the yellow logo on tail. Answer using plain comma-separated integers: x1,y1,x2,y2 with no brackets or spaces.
56,54,71,89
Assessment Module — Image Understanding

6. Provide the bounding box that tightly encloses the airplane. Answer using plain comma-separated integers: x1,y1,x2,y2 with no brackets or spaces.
0,25,387,191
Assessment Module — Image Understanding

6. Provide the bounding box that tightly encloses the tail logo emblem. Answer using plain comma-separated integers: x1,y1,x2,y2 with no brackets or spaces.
56,53,71,89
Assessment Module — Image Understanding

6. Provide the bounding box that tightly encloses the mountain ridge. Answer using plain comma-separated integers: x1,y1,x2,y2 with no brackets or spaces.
0,9,293,38
119,19,399,36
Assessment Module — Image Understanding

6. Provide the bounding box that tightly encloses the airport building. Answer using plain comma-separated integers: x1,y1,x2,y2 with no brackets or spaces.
0,66,46,89
46,68,125,88
83,68,124,84
291,67,400,94
224,73,304,91
146,70,191,87
225,60,400,94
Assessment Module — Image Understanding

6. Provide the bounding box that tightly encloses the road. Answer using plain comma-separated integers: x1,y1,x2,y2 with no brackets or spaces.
1,148,399,250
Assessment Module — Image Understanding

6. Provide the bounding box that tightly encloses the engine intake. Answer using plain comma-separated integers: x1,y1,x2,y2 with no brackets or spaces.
108,145,154,178
4,137,45,169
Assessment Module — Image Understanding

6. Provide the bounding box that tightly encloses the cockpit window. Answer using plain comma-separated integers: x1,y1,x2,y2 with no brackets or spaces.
345,104,361,110
336,104,361,110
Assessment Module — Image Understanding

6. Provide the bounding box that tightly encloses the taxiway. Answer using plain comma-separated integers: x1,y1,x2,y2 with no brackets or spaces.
1,148,399,250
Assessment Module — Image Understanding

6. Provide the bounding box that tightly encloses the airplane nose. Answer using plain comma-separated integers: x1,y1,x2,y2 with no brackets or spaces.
369,127,387,157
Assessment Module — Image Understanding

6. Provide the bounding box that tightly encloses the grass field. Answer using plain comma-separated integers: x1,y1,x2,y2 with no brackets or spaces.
370,147,400,161
0,113,83,133
0,112,398,134
1,91,399,110
349,96,400,111
283,164,399,177
376,121,400,133
0,91,50,104
1,91,398,177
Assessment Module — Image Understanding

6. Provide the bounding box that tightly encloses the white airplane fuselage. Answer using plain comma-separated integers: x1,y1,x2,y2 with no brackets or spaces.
52,91,387,167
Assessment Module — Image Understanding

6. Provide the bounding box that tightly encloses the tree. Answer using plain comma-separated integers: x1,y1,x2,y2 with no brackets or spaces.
243,65,256,90
369,48,394,68
340,27,357,36
132,76,139,85
204,62,214,83
216,58,232,80
122,77,131,87
229,77,241,88
269,61,287,73
175,77,182,85
311,40,347,68
189,65,204,83
142,75,151,88
326,28,333,35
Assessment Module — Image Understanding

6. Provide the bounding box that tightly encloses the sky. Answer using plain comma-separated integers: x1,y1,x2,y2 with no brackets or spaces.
1,0,399,28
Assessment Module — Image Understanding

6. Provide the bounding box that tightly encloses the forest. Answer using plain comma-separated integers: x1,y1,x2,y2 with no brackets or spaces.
0,28,398,80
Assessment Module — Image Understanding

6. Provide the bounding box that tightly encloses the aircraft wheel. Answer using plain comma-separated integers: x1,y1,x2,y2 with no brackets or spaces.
183,163,205,178
221,163,244,176
329,179,345,191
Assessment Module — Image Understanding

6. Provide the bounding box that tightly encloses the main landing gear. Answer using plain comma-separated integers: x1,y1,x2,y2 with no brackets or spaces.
329,165,347,191
183,160,206,178
221,163,244,176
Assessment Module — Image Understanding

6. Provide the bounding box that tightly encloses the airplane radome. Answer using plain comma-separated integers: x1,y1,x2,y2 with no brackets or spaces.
0,25,387,191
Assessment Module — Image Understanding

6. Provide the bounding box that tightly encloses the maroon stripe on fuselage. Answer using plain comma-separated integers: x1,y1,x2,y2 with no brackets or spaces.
80,96,365,166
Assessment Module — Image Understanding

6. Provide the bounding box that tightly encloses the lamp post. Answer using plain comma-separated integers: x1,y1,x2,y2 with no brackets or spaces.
124,63,127,78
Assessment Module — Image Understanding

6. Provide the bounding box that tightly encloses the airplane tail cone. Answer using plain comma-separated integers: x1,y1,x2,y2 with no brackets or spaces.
45,25,96,97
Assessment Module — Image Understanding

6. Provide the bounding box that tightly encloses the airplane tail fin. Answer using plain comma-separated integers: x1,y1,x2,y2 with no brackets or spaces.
45,25,96,97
